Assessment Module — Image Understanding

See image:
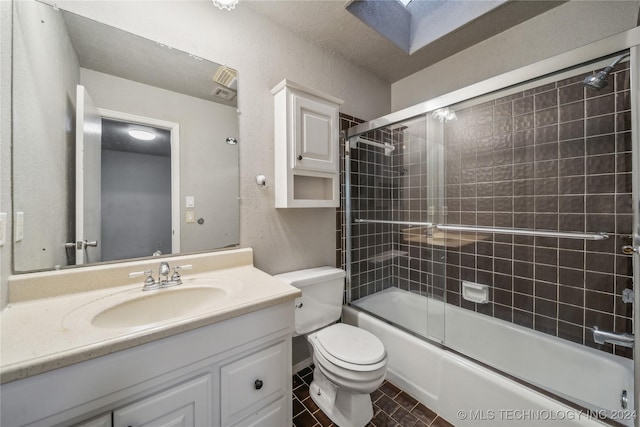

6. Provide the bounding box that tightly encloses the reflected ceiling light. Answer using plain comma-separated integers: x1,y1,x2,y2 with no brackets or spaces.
431,108,457,123
128,129,156,141
213,0,237,11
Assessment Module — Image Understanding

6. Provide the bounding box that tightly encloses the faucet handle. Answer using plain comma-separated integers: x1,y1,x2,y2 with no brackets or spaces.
129,270,158,291
129,269,153,279
171,265,193,282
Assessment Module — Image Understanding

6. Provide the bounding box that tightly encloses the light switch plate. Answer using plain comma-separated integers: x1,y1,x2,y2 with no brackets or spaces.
186,211,195,223
0,212,6,246
186,196,195,208
15,212,24,242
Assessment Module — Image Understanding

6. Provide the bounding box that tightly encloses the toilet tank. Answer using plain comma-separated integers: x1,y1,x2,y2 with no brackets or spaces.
275,267,346,336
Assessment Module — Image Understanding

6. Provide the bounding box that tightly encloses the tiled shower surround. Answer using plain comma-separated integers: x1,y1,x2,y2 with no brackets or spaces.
339,59,633,359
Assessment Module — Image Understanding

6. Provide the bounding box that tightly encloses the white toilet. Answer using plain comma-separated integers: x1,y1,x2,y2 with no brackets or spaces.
275,267,388,427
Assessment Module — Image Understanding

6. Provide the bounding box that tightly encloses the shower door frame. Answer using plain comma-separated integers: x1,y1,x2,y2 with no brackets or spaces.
345,26,640,426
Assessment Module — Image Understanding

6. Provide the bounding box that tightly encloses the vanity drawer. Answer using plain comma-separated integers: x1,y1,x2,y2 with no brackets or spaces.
220,341,287,425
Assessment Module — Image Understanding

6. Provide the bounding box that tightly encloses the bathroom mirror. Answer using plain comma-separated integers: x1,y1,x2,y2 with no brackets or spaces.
12,1,240,272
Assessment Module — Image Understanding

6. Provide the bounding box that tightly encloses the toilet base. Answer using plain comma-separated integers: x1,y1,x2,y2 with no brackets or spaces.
309,368,374,427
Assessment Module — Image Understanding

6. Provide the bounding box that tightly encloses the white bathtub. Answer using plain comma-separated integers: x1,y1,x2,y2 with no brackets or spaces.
347,288,635,426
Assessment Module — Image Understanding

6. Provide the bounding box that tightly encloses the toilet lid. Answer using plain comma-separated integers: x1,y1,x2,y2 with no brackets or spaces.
315,324,386,365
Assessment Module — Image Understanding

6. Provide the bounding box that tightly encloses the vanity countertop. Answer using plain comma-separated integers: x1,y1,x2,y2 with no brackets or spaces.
0,248,301,384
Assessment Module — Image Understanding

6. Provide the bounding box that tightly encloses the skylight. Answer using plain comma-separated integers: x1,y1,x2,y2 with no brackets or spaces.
347,0,508,55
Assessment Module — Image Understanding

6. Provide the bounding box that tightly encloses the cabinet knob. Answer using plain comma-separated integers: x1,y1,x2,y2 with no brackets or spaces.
254,379,264,390
297,155,303,161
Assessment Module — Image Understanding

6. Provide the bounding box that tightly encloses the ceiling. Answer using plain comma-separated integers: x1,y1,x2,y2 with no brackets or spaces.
102,119,171,157
62,10,238,106
245,0,565,83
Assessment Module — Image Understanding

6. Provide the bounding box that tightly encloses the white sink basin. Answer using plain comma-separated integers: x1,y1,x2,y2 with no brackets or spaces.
91,287,227,329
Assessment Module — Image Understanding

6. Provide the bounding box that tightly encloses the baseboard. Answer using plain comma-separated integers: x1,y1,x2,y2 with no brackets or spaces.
292,357,313,375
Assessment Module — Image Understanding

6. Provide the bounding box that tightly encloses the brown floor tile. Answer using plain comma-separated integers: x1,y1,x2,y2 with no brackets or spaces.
303,396,320,413
371,410,400,427
293,384,311,401
379,380,402,398
312,409,335,427
390,406,418,426
371,388,384,403
431,415,455,427
293,398,306,417
298,366,314,377
411,403,438,425
413,421,429,427
293,374,304,389
394,391,419,411
301,371,314,385
376,394,400,415
293,410,319,427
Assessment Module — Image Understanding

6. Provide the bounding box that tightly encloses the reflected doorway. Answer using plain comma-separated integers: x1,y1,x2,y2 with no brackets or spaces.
98,110,180,262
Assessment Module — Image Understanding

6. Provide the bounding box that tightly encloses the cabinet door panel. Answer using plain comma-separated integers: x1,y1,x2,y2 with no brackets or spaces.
292,93,338,173
74,413,112,427
220,341,287,425
113,375,211,427
230,397,286,427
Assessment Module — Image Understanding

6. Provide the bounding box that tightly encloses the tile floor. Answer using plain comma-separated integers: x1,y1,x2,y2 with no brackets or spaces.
292,365,455,427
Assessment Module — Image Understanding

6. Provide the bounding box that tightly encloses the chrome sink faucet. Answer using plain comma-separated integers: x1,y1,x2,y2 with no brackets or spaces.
159,262,171,285
129,262,193,291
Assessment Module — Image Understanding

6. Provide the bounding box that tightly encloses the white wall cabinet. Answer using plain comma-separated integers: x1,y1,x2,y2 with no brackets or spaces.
1,303,294,427
272,79,343,208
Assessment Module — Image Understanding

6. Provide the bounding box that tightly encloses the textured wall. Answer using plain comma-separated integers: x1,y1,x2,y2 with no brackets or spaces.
392,0,640,110
12,1,80,271
1,0,12,308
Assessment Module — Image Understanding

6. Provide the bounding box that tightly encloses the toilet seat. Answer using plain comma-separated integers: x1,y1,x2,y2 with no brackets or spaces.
313,324,387,372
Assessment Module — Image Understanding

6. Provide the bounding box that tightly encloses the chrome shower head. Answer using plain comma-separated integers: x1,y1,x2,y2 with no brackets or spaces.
583,70,611,90
583,53,629,90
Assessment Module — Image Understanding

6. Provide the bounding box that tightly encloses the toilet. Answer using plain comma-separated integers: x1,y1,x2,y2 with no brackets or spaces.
275,267,388,427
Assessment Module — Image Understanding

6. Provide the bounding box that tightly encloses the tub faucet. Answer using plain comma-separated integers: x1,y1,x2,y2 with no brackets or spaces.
592,326,634,348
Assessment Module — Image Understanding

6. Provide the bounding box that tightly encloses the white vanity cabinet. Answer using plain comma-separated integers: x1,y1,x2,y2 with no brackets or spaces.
272,79,343,208
0,303,294,427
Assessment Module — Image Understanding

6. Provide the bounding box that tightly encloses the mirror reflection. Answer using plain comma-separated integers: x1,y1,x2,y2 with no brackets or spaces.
12,1,240,272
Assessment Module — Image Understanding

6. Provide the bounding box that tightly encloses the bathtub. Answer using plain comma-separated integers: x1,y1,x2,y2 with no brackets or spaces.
346,287,635,426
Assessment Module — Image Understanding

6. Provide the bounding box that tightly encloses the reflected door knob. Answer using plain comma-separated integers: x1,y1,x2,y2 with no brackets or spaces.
254,379,263,390
297,155,303,161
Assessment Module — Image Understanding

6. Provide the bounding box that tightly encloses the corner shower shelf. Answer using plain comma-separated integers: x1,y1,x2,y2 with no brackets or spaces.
366,250,408,264
401,226,489,248
354,219,609,241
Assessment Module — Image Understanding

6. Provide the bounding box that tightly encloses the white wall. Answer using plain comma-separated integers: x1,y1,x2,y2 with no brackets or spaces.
57,0,391,276
392,0,640,110
12,0,80,271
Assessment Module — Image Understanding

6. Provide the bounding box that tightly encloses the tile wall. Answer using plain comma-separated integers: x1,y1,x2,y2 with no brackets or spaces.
339,59,633,359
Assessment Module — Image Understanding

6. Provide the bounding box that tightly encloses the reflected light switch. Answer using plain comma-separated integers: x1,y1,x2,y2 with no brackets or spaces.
186,211,195,223
186,196,195,208
15,212,24,242
0,213,6,246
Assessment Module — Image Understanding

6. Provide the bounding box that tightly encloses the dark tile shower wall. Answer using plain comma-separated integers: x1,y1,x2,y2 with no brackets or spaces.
439,62,632,358
338,115,400,300
339,59,633,359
